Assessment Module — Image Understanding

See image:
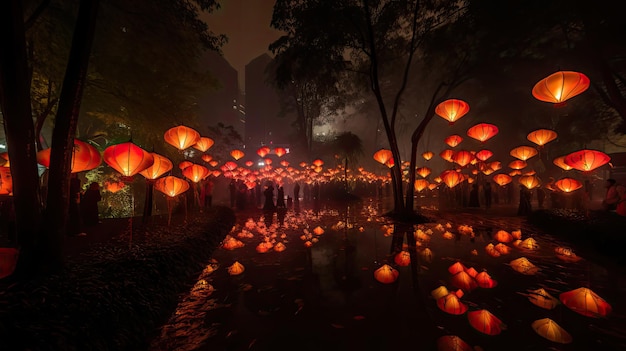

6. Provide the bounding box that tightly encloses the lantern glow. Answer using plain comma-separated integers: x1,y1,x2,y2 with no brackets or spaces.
435,99,470,125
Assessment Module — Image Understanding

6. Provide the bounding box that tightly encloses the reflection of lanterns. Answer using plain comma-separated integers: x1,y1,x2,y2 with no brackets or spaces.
510,146,538,161
559,287,612,318
155,176,189,197
492,174,512,187
532,71,590,106
453,150,474,167
274,147,286,157
532,318,572,344
475,271,498,288
394,251,411,266
528,288,559,310
414,179,429,192
139,153,172,180
374,264,399,284
182,164,210,183
164,126,200,150
564,149,610,172
437,336,473,351
416,167,431,178
519,175,541,190
435,99,470,125
475,149,493,162
510,257,540,275
442,170,463,189
230,149,245,160
553,156,573,171
422,151,434,161
437,293,468,315
192,137,214,152
444,134,463,148
228,261,245,275
103,142,154,177
440,149,455,162
373,149,393,165
467,309,506,335
527,129,557,147
467,123,499,143
257,146,270,157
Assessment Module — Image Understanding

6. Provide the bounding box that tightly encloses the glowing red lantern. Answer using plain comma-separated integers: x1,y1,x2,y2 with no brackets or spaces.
179,160,193,170
103,142,154,177
468,310,505,335
435,99,470,125
422,151,434,161
274,147,286,157
444,134,463,148
37,139,101,173
416,167,431,178
414,179,429,192
492,174,512,187
453,150,474,167
201,154,213,163
164,126,200,150
374,264,399,284
564,149,610,172
257,146,271,157
467,123,499,143
510,146,538,161
209,160,219,167
475,149,493,162
555,178,583,193
182,164,210,183
440,149,455,163
559,287,612,318
139,153,173,180
192,137,214,152
245,160,254,167
553,156,573,171
437,293,468,315
280,160,289,167
508,160,527,170
527,129,557,147
230,149,245,160
519,175,541,189
155,176,189,197
475,271,498,288
451,271,478,291
441,170,463,189
223,161,238,171
532,71,590,106
394,251,411,266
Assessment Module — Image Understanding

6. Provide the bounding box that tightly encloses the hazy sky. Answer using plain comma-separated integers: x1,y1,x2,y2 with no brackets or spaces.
201,0,284,89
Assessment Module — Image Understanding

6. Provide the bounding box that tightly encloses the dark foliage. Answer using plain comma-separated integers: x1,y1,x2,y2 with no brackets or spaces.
0,206,235,351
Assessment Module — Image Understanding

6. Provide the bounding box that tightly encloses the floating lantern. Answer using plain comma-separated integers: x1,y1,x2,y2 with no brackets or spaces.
437,293,468,315
155,176,189,197
527,129,557,147
182,164,210,183
223,161,238,171
179,160,193,170
559,287,612,318
527,288,559,310
416,167,431,178
510,146,538,161
192,137,214,152
508,160,527,170
103,142,154,177
227,261,245,275
448,262,467,274
444,134,463,148
441,170,463,189
475,149,493,162
164,125,200,150
467,309,506,335
257,146,270,157
312,159,324,167
494,230,513,243
394,251,411,266
451,271,477,292
510,257,540,275
476,271,498,288
222,236,244,250
494,243,511,255
453,150,474,167
274,147,286,157
555,177,582,193
230,149,245,160
373,149,393,165
435,99,470,125
139,153,172,180
313,226,325,235
374,264,399,284
553,156,573,171
431,286,449,300
519,175,541,190
465,267,478,278
436,336,473,351
467,123,499,143
519,237,540,250
414,179,429,192
532,318,572,344
492,174,512,187
422,151,434,161
564,149,610,172
256,242,273,253
532,71,590,106
440,149,455,162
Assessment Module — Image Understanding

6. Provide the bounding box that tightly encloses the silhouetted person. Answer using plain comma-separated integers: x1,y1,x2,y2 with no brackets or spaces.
276,186,286,208
468,183,480,207
293,182,300,202
81,182,101,227
483,182,492,209
518,185,532,216
263,182,276,211
536,187,546,209
200,178,214,208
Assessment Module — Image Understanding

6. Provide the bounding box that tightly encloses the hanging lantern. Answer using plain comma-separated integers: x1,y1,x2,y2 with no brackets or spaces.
532,318,572,344
243,160,253,167
373,149,393,165
223,161,238,171
230,149,245,160
453,150,474,167
527,288,559,310
554,178,582,193
37,139,102,173
192,137,214,152
440,149,455,162
475,271,498,288
467,123,499,143
227,261,245,275
564,149,610,172
179,160,193,170
280,160,289,167
155,176,189,197
475,149,493,162
559,287,612,318
201,154,213,163
422,151,434,161
437,293,468,315
257,146,271,157
437,336,473,351
435,99,470,125
527,129,557,147
510,146,538,161
139,153,172,180
264,158,273,165
414,179,429,192
508,160,527,170
394,251,411,266
416,167,431,178
182,164,210,183
489,161,502,171
374,264,399,284
510,257,540,275
467,309,506,335
532,71,590,106
519,175,541,189
103,142,154,177
444,134,463,148
274,147,286,157
553,156,573,171
441,170,463,189
209,160,219,167
164,125,201,150
492,174,512,187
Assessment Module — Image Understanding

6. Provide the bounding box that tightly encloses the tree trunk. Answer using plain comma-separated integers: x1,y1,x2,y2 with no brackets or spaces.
44,0,100,266
0,0,44,277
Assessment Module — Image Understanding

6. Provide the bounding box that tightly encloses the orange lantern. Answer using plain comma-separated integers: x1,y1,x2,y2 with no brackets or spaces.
467,309,506,335
532,71,590,106
448,261,467,274
451,271,478,292
437,292,468,315
437,336,473,351
444,134,463,148
510,257,540,275
508,160,527,170
467,123,499,143
528,288,560,310
553,156,573,171
555,178,583,193
416,167,431,178
510,146,538,161
564,149,610,172
441,170,463,189
227,261,245,275
103,142,154,177
223,161,238,171
453,150,474,167
494,230,512,242
435,99,470,125
257,146,271,157
280,160,289,167
394,251,411,266
475,149,493,162
312,159,324,167
201,154,213,163
104,180,125,193
440,149,455,162
475,271,498,288
422,151,434,161
139,153,172,180
519,175,541,189
209,160,219,167
559,287,612,318
532,318,572,344
527,129,557,147
244,160,253,167
155,176,190,197
179,160,193,170
274,147,286,157
373,264,399,284
182,164,210,183
192,137,214,152
37,139,102,173
489,161,502,171
373,149,393,165
264,158,273,165
492,174,512,187
164,125,201,150
230,149,245,160
414,179,429,192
